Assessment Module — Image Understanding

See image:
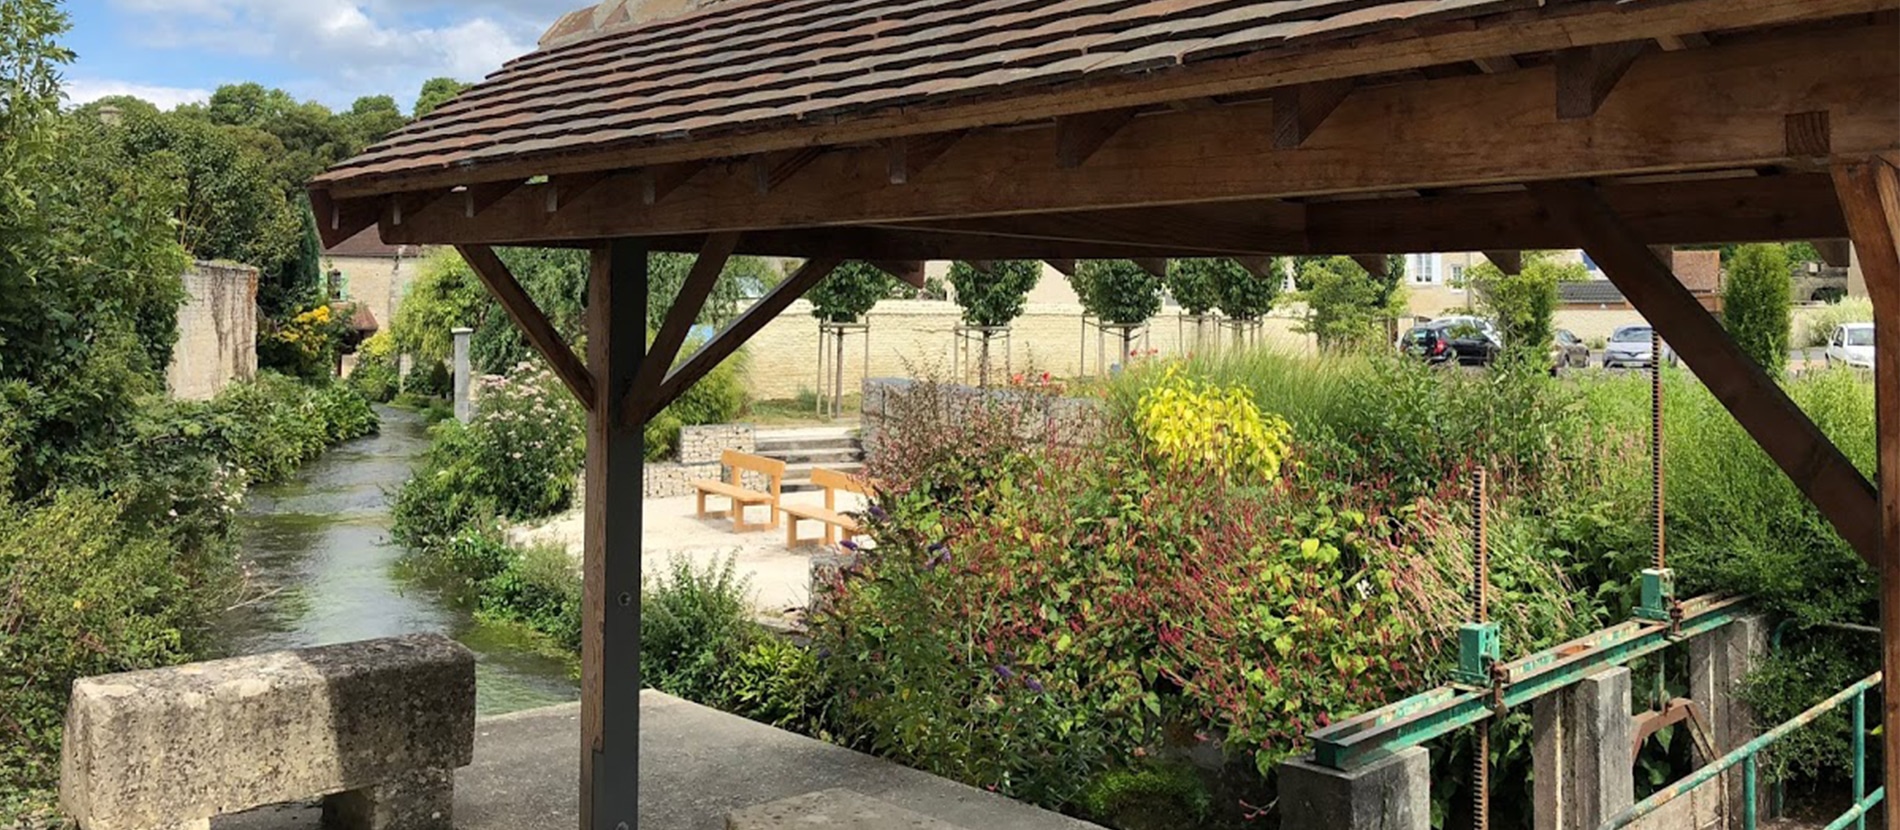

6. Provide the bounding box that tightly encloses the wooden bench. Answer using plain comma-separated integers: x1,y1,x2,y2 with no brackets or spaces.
693,450,786,532
783,468,874,548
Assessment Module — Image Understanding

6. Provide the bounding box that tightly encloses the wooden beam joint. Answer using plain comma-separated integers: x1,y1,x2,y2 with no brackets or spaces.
1482,250,1523,274
1556,40,1648,120
886,132,963,185
1272,78,1354,149
1055,108,1138,169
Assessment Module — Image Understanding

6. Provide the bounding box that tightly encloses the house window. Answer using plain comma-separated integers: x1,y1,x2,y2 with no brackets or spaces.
1449,264,1466,292
1411,254,1438,284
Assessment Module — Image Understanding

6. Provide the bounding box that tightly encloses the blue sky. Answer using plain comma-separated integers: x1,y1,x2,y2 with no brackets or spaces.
61,0,579,112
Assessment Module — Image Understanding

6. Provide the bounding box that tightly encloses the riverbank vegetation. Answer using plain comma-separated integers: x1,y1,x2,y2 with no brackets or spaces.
0,5,381,819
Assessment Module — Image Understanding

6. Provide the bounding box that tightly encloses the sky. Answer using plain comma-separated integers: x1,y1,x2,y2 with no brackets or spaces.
61,0,584,113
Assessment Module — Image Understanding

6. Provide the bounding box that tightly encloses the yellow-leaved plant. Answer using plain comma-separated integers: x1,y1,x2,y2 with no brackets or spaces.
1135,365,1292,480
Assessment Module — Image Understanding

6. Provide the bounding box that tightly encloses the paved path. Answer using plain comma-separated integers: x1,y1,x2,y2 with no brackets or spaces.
220,692,1098,830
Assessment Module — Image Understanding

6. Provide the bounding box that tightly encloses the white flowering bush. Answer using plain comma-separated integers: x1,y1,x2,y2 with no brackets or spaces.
393,362,585,551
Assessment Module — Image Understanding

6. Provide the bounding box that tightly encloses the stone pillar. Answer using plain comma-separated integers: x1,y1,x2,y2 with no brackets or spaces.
1278,747,1428,830
452,327,475,423
1533,667,1634,830
1689,615,1767,827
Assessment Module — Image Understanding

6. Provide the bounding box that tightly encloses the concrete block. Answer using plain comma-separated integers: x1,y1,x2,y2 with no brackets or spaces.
452,327,474,423
1278,747,1429,830
1533,667,1633,830
726,789,963,829
61,634,475,830
1689,615,1766,827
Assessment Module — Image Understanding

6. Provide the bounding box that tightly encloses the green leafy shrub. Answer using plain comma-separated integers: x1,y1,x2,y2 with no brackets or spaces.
1723,243,1794,375
1467,253,1577,356
640,556,826,731
404,359,452,399
349,330,401,403
1217,259,1283,322
1079,765,1214,830
481,541,583,651
393,362,585,552
1296,256,1409,351
645,349,747,462
1164,260,1229,317
807,261,894,324
1072,260,1164,326
258,303,353,381
949,260,1041,328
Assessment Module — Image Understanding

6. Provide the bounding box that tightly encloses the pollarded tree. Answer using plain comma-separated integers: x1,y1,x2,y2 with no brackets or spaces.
1072,260,1164,363
1724,243,1794,377
808,261,894,324
1166,259,1228,317
1218,258,1283,322
948,260,1040,385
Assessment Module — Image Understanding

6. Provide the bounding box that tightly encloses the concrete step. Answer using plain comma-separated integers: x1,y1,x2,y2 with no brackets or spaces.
763,447,862,466
756,436,862,455
780,461,865,493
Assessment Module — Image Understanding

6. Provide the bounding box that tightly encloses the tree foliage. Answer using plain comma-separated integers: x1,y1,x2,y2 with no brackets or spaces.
948,260,1039,328
647,252,779,333
807,261,894,324
415,77,472,119
1219,259,1283,321
1724,243,1794,376
1467,253,1578,356
1071,260,1163,326
1296,256,1407,351
1165,259,1229,316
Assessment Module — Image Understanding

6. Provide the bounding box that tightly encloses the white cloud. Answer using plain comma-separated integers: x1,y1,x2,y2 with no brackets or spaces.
65,78,212,110
103,0,554,108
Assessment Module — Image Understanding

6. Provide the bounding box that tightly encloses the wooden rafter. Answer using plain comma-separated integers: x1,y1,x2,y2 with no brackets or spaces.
1055,108,1137,169
1134,258,1169,278
546,172,609,214
464,180,523,219
642,162,706,206
1482,251,1523,274
368,25,1898,247
1812,239,1854,268
456,244,598,411
886,132,963,185
1530,179,1882,564
753,148,823,194
1474,55,1519,74
1556,40,1650,120
309,186,379,248
1352,255,1389,279
1236,257,1279,279
627,232,740,425
1045,259,1076,277
390,189,448,227
1271,79,1353,149
869,260,928,289
644,258,844,424
1656,32,1711,51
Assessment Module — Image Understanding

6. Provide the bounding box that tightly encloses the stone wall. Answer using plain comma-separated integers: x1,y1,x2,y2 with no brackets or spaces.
645,424,757,498
861,378,1102,464
167,261,258,401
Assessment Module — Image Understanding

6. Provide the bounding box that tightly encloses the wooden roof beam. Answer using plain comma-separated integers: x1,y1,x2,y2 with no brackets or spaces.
1045,259,1076,277
1055,108,1137,169
310,188,379,249
1531,178,1880,563
870,260,928,289
1656,32,1710,51
1272,79,1353,149
1474,55,1519,74
1483,251,1522,274
1557,40,1649,120
752,149,821,194
1812,239,1853,268
642,162,706,206
390,189,450,227
464,180,524,219
1352,255,1390,279
1134,258,1169,278
627,232,740,424
886,132,963,185
547,172,610,213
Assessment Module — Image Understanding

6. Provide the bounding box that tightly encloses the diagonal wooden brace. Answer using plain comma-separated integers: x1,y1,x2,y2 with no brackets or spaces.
1529,179,1880,565
455,244,598,411
626,257,844,428
625,232,740,425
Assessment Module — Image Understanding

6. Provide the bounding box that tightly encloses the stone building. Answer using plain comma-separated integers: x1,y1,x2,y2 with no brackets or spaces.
323,227,428,341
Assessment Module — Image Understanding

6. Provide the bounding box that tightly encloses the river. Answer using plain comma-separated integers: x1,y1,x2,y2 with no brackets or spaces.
215,405,578,716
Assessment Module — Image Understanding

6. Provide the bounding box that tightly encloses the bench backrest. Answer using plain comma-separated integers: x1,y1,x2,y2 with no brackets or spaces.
723,450,786,496
811,468,872,498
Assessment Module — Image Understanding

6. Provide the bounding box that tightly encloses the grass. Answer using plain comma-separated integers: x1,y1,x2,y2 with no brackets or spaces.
742,393,864,426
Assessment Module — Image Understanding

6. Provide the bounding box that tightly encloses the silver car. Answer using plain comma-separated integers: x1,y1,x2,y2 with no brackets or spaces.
1603,325,1676,369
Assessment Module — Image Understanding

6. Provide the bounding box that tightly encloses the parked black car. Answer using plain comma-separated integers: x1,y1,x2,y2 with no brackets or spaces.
1400,317,1502,366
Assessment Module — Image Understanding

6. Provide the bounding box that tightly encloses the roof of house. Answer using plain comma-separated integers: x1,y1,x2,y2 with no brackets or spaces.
1559,280,1627,306
312,0,1596,191
1671,249,1722,294
323,226,418,259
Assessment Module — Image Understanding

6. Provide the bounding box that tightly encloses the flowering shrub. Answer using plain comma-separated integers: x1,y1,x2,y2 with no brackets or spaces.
393,362,585,551
1135,365,1290,480
348,330,401,403
258,303,354,381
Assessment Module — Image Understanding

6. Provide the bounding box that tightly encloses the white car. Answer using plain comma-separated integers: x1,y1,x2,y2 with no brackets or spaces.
1825,323,1875,370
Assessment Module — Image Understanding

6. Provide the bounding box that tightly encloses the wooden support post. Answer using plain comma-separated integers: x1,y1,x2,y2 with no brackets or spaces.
1531,179,1882,563
1830,155,1900,830
642,258,844,425
455,245,598,409
1813,239,1854,268
869,260,928,289
627,232,739,424
1134,258,1169,279
1483,250,1523,274
1352,255,1390,280
580,239,646,830
1045,259,1077,277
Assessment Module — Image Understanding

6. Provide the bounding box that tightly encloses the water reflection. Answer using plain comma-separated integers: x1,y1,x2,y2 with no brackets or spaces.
217,405,578,716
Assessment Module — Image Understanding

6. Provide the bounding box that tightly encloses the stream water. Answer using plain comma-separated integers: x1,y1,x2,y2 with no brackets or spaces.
215,405,578,716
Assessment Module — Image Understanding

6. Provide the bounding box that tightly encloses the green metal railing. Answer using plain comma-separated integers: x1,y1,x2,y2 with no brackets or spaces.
1599,671,1884,830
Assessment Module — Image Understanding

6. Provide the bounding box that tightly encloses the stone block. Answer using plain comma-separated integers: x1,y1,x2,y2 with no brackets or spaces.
1278,747,1428,830
61,634,475,830
1689,615,1766,827
726,789,962,830
1533,667,1633,830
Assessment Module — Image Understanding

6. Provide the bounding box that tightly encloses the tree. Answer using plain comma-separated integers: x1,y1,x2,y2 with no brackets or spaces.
1218,259,1283,322
807,261,894,324
342,95,407,147
645,252,778,334
1466,253,1577,358
1072,260,1164,361
1296,257,1407,351
1724,243,1794,376
948,261,1039,328
415,77,472,119
1165,259,1228,317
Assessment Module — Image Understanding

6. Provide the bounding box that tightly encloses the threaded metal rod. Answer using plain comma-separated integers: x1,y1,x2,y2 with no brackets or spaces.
1474,729,1491,830
1473,467,1489,623
1651,330,1666,571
